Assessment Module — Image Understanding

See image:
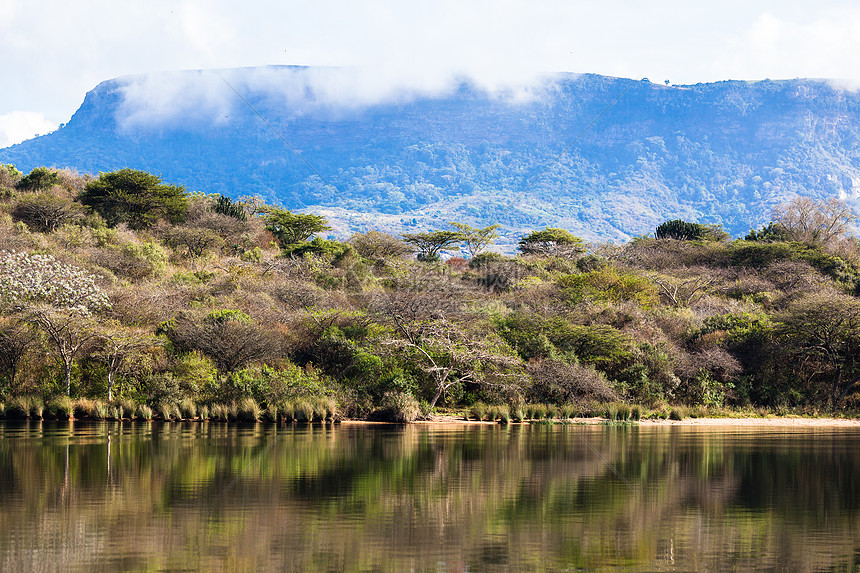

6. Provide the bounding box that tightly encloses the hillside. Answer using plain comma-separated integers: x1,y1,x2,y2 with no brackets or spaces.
3,67,860,242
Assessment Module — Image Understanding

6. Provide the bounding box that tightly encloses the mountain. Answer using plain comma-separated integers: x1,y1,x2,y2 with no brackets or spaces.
3,66,860,244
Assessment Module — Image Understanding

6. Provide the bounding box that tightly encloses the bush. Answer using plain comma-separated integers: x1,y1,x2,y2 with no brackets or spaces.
11,193,83,232
373,392,420,423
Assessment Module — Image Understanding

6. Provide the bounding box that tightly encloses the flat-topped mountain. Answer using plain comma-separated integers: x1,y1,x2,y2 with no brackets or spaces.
3,66,860,242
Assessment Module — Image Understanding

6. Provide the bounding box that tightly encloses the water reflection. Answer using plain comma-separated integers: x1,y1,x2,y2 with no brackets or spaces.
1,421,860,572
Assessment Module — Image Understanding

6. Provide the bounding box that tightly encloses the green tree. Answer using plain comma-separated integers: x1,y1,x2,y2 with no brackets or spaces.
402,230,464,262
518,227,585,259
449,222,501,259
778,292,860,408
655,219,727,241
80,168,188,229
16,167,60,192
265,208,330,248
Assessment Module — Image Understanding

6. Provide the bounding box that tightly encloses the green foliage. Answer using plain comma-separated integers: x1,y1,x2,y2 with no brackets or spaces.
745,222,789,242
558,267,659,308
518,227,585,258
80,168,188,229
265,208,330,247
402,230,464,262
282,237,352,260
17,167,60,192
656,219,728,242
213,195,247,221
448,222,500,258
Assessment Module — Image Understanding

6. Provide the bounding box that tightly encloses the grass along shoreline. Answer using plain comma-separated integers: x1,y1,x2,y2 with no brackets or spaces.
3,396,859,425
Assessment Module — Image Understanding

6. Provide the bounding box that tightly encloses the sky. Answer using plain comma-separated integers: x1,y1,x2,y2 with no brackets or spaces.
3,0,860,147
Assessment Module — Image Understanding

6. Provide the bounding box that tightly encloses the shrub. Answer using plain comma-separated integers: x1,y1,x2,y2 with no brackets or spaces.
12,193,83,232
374,392,420,423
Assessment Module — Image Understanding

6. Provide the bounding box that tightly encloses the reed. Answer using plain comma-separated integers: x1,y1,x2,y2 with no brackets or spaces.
511,406,525,422
264,404,279,422
120,399,137,419
669,406,688,421
281,401,295,423
295,401,314,423
237,398,261,422
616,403,631,421
138,405,153,420
178,398,197,420
470,402,488,421
47,395,74,419
199,404,210,420
631,405,642,421
497,405,511,424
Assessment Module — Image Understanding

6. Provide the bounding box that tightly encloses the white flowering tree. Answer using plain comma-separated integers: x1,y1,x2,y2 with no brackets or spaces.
0,251,110,395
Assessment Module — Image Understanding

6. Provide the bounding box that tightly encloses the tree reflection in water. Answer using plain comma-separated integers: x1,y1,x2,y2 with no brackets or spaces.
0,421,859,572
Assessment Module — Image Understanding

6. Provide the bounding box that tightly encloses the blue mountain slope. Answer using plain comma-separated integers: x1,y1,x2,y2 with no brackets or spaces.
3,66,860,241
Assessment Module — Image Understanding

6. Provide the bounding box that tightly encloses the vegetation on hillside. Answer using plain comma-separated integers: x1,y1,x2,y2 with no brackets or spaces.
3,164,860,421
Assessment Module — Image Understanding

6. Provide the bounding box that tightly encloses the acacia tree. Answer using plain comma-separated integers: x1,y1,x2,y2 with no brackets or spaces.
265,208,330,248
80,168,188,229
402,230,464,262
518,227,585,259
449,222,500,259
0,252,110,395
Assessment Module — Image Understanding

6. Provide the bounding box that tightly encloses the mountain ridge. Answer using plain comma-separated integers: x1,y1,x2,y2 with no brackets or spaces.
3,66,860,243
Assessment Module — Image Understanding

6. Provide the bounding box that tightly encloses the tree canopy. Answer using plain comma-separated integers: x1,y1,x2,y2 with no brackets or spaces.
80,168,188,229
265,208,331,248
518,227,585,259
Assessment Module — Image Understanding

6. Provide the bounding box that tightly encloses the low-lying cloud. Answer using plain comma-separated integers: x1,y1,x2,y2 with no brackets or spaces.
114,66,567,130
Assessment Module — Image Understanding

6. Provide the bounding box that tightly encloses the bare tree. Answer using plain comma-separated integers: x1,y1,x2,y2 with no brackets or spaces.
94,324,161,400
771,196,856,246
383,317,520,408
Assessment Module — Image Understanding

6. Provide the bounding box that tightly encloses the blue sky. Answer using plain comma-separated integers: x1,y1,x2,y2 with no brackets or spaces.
2,0,860,147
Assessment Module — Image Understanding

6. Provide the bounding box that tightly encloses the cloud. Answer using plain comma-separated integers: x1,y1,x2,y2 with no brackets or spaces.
716,8,860,82
114,65,568,130
0,111,58,148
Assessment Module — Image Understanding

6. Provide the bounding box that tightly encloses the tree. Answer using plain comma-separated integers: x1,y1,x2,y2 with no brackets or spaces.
11,193,83,232
402,230,464,262
93,324,161,401
348,231,413,260
16,167,60,191
264,208,330,248
384,318,520,409
0,251,110,395
517,227,585,259
167,310,278,374
771,196,855,246
80,168,188,229
0,318,37,393
777,291,860,408
449,222,500,259
163,227,224,260
655,219,728,241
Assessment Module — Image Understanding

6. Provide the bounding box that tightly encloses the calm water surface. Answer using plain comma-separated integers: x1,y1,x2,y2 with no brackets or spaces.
1,421,859,572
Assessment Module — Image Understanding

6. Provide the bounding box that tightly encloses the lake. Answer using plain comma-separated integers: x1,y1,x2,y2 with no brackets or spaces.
1,420,859,572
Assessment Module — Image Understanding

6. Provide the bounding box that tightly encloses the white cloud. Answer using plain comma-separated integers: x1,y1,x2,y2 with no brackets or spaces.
0,111,58,148
4,0,860,124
